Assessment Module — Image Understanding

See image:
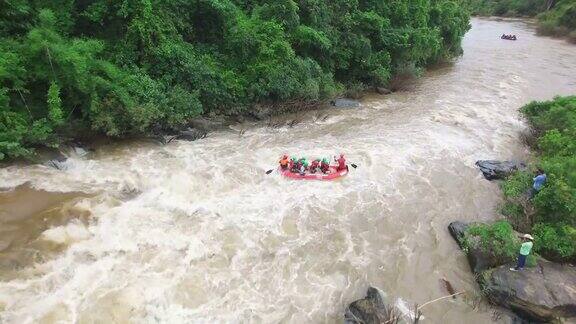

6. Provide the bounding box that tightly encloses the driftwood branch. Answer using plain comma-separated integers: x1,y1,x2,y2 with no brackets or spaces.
417,291,466,311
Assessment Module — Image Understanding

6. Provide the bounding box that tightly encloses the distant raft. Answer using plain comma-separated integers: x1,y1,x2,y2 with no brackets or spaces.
279,166,348,181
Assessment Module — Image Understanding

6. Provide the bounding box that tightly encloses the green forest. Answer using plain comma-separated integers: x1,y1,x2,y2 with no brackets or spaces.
467,0,576,41
0,0,470,160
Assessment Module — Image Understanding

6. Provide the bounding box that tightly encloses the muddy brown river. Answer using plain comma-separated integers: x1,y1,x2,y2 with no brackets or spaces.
1,18,575,323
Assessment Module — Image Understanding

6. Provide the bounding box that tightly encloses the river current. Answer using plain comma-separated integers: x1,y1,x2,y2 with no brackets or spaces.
1,18,575,323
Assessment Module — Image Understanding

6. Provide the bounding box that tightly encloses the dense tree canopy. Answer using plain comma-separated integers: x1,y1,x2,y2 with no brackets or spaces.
0,0,470,159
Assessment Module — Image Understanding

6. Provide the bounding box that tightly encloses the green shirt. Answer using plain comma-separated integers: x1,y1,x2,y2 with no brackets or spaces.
520,242,533,256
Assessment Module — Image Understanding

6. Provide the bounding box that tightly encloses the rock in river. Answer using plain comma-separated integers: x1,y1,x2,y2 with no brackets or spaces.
345,287,392,324
331,98,361,108
39,148,68,170
476,160,526,180
175,129,207,141
344,287,418,323
480,261,576,322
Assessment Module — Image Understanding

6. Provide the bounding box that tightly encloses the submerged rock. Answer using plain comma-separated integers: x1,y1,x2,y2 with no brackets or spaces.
331,98,361,108
481,261,576,322
475,160,526,180
448,221,515,274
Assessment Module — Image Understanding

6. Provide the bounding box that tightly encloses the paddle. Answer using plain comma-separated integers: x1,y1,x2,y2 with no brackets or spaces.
266,169,274,174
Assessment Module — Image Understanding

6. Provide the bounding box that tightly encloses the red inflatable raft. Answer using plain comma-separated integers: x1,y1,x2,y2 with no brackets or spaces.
279,166,348,181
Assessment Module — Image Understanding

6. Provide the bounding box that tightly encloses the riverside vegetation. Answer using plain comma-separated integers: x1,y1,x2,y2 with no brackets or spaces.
466,96,576,265
0,0,470,160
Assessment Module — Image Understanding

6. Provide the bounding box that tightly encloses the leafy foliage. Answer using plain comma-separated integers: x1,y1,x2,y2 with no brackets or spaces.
465,221,538,267
533,223,576,259
501,96,576,262
538,0,576,41
0,0,471,160
466,0,546,16
466,221,520,259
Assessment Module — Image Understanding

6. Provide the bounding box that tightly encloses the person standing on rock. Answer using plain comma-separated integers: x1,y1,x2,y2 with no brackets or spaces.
510,234,534,271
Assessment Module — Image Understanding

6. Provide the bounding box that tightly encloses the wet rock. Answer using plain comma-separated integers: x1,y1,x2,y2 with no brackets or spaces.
480,261,576,322
63,142,93,158
46,159,69,170
476,160,526,180
330,98,361,108
448,221,468,249
376,87,392,95
72,146,88,157
345,287,392,324
175,129,207,142
448,221,515,274
38,148,68,170
188,116,230,132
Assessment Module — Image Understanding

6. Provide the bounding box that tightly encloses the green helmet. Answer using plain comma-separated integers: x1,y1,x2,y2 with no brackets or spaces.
322,158,329,163
291,157,297,161
303,160,309,167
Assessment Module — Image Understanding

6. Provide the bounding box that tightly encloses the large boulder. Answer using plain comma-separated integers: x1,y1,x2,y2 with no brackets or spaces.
345,287,393,324
330,98,360,108
448,221,515,274
480,261,576,322
476,160,526,180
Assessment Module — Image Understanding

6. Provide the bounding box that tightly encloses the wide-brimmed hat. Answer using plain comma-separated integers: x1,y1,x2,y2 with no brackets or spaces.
523,234,534,240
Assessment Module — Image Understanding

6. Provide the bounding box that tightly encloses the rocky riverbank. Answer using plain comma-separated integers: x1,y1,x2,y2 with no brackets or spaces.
17,95,379,170
448,221,576,322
